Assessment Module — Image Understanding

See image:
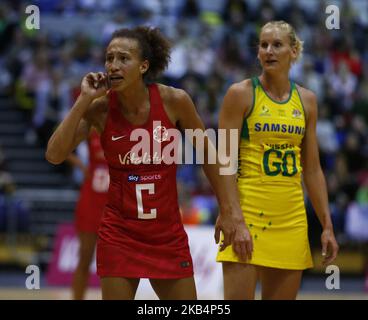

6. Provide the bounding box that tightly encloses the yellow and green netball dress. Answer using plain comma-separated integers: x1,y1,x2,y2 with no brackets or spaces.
217,77,313,270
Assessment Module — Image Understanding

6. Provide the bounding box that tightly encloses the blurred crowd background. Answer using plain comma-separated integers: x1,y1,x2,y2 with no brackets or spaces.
0,0,367,281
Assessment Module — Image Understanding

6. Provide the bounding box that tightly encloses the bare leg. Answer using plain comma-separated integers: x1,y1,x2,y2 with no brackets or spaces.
72,232,97,300
222,262,258,300
259,266,302,300
101,277,140,300
149,277,197,300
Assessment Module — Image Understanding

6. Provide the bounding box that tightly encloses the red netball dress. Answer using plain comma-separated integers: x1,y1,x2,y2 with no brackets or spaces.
97,83,194,279
75,130,109,233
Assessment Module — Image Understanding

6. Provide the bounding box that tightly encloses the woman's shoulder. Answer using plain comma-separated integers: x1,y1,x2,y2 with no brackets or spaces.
154,83,193,125
227,79,253,95
156,84,197,119
294,83,317,105
294,84,318,121
156,83,189,104
222,79,254,113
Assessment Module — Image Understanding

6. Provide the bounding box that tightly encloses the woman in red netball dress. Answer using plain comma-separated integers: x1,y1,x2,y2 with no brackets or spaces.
68,129,109,299
46,26,247,299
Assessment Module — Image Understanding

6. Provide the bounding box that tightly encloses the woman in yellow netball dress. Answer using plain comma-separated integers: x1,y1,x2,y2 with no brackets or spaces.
216,21,339,299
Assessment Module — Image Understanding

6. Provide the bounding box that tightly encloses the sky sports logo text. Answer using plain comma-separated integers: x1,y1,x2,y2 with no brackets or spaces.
128,174,162,182
128,175,140,182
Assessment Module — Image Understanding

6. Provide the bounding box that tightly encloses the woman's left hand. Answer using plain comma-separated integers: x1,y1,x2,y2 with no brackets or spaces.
321,228,339,266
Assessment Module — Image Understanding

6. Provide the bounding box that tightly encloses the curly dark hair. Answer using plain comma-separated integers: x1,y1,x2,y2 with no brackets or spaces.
111,26,171,81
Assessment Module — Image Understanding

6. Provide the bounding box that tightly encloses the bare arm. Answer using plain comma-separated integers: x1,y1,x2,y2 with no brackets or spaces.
169,89,229,203
218,82,251,218
300,87,339,265
164,85,251,256
217,81,254,260
45,72,108,164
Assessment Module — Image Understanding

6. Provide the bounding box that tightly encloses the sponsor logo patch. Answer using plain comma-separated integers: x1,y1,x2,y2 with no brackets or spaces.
260,105,271,116
153,126,169,143
128,174,140,182
292,109,302,118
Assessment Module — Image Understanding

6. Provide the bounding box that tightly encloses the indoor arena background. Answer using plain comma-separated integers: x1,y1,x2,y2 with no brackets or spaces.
0,0,367,299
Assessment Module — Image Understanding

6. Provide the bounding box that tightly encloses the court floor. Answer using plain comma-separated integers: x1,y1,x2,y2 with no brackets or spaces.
0,275,366,300
0,288,367,300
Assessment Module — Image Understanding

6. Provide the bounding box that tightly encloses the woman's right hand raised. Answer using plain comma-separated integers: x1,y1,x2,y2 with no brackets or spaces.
81,72,110,100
